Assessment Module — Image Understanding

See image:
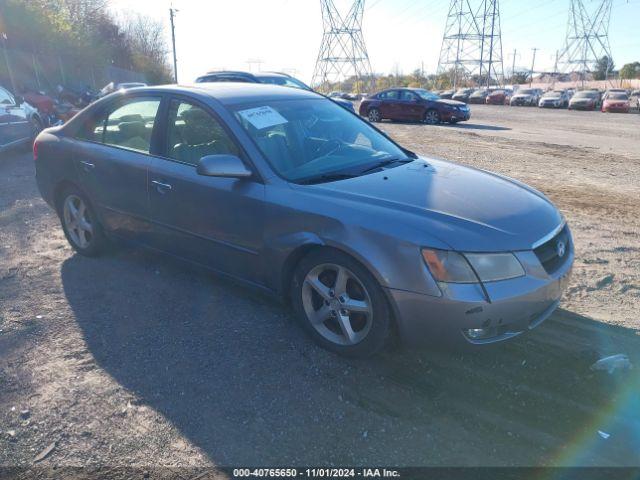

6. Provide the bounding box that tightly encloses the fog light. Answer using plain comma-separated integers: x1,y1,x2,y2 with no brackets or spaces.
467,328,487,339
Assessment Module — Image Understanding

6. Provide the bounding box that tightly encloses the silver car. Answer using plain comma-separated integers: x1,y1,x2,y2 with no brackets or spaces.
34,84,573,357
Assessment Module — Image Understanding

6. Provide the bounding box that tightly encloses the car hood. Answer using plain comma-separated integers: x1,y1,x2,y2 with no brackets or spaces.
304,158,562,252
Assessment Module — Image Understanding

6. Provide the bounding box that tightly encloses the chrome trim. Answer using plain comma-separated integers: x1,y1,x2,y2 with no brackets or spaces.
531,222,566,250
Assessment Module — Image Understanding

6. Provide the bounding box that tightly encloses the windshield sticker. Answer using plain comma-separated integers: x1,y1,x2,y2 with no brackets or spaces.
237,106,288,130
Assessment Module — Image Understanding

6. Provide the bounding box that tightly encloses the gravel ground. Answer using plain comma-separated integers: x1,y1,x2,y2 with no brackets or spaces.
1,105,639,473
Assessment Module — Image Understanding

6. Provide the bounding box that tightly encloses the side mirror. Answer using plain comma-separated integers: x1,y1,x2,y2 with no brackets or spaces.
13,95,24,106
197,154,253,179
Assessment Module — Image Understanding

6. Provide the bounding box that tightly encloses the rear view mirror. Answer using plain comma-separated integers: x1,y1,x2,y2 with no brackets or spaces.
197,154,252,179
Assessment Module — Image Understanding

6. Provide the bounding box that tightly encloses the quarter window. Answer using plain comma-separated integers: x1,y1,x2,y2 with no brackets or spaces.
165,100,239,165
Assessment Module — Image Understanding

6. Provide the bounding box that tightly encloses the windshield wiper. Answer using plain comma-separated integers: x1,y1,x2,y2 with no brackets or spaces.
297,172,360,185
358,157,413,175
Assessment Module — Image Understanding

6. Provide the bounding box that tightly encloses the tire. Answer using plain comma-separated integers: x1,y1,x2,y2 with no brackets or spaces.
57,186,108,257
424,109,440,125
367,107,381,123
291,249,392,358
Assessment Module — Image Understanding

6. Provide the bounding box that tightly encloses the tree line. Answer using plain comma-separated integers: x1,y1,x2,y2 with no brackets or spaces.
0,0,173,88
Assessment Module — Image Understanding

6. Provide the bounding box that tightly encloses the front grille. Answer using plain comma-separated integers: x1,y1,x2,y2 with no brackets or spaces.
534,225,571,274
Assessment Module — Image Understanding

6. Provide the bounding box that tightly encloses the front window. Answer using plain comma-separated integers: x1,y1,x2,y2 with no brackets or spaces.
231,98,410,184
413,89,440,101
165,100,239,165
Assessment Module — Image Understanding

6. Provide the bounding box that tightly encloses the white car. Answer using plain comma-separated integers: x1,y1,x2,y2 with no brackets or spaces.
0,85,43,152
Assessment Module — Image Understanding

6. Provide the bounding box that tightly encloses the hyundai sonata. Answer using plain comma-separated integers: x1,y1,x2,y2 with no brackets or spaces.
34,83,573,357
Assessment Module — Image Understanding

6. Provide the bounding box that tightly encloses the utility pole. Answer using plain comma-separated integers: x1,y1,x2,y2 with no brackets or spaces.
510,48,517,83
169,8,179,83
529,47,538,87
552,50,559,88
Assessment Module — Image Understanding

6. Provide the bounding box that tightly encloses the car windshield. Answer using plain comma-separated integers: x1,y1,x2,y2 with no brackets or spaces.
574,91,598,98
608,93,628,100
543,91,562,98
470,90,487,96
413,89,440,100
231,98,411,184
518,89,535,95
258,76,311,91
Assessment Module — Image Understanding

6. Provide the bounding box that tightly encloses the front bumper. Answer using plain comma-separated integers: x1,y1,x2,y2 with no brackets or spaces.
387,241,574,348
442,109,471,122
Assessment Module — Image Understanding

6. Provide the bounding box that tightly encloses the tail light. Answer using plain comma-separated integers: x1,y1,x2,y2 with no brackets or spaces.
33,140,39,161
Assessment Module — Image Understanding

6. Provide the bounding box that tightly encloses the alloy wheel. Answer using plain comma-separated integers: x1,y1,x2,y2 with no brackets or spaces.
368,109,380,122
63,195,94,249
302,263,373,346
425,110,440,125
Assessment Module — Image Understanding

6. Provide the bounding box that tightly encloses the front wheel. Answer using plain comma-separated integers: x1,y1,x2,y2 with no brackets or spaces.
424,109,440,125
292,249,392,357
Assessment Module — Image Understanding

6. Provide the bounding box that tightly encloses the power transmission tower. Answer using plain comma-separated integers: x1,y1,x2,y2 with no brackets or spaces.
312,0,373,93
556,0,614,83
436,0,504,89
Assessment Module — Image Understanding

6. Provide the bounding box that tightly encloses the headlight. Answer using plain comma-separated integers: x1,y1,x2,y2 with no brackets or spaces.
422,249,525,283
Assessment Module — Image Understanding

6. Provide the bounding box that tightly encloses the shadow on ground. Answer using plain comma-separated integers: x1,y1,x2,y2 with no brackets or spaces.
61,248,640,466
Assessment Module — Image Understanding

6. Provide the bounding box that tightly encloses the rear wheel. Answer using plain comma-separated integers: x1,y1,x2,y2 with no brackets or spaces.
367,108,381,123
424,109,440,125
58,186,108,257
292,249,392,357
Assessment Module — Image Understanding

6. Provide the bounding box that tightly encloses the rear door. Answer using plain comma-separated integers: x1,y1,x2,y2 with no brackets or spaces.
146,96,265,283
72,95,162,242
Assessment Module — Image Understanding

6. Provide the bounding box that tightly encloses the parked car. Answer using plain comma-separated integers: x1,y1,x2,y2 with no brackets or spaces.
485,89,512,105
452,88,474,103
467,89,489,104
359,88,470,124
1,85,43,152
195,70,355,113
34,83,572,356
439,89,455,99
539,90,570,108
509,88,542,106
568,90,602,111
602,88,628,101
601,92,631,113
631,90,640,110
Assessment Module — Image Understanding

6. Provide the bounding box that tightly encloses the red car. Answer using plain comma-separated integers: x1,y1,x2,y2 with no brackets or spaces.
601,93,631,113
485,89,512,105
359,88,470,125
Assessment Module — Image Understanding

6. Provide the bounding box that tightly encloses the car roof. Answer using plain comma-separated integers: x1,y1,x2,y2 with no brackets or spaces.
124,83,319,106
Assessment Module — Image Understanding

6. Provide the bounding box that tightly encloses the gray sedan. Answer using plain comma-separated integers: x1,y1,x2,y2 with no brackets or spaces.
34,83,573,357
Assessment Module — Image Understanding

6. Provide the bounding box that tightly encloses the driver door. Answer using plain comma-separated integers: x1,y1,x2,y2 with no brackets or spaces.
147,96,266,283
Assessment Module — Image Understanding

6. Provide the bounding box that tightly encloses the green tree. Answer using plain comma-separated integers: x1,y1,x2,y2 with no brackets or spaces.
620,62,640,79
593,56,614,80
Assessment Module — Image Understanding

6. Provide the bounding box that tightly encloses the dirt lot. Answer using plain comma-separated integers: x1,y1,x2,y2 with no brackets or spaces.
1,105,639,472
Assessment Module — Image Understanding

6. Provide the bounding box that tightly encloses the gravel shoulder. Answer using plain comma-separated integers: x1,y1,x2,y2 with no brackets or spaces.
1,106,639,470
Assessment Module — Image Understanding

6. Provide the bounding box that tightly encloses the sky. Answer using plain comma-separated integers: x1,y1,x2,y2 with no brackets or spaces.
109,0,640,85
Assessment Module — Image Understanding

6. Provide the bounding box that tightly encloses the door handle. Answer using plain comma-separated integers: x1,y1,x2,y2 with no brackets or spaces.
80,161,95,172
151,180,172,193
